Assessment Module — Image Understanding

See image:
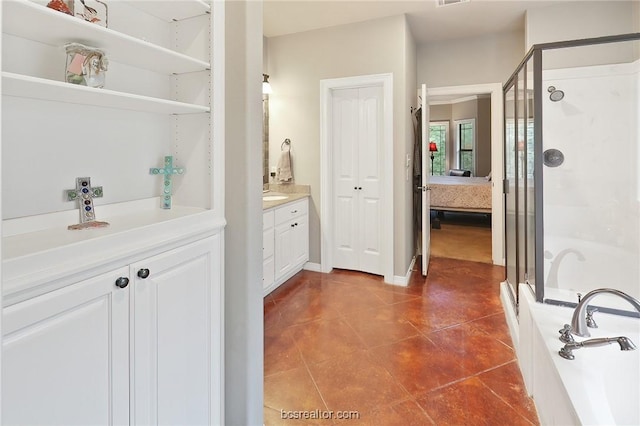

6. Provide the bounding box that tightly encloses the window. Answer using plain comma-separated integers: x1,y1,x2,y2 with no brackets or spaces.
428,121,448,176
454,119,475,174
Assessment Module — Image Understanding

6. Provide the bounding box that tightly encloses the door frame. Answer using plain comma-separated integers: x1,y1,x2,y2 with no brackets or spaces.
319,73,394,284
427,83,505,266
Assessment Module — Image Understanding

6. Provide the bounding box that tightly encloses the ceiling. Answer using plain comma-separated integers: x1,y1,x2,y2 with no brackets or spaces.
264,0,575,44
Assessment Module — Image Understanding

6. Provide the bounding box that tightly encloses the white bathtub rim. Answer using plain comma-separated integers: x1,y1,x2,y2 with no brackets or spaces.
528,297,640,425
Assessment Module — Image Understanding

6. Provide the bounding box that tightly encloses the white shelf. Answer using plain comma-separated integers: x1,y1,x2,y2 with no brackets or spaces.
2,72,210,114
2,0,210,75
2,201,225,300
127,0,210,22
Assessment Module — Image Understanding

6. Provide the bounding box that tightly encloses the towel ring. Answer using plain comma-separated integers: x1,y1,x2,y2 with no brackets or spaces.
281,138,291,151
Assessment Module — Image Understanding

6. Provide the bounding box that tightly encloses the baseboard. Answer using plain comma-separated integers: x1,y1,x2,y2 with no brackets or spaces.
392,256,416,287
303,262,322,272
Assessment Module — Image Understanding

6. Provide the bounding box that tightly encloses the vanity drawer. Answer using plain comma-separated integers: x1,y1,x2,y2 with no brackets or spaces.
275,198,308,225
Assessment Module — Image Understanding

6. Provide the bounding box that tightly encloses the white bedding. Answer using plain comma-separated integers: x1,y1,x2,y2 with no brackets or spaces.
429,176,492,211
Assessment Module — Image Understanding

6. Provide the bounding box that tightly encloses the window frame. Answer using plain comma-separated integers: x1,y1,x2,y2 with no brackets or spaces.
428,121,449,176
454,118,476,174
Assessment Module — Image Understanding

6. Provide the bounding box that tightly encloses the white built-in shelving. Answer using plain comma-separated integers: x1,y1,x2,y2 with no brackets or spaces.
128,0,210,22
2,72,210,114
1,0,220,297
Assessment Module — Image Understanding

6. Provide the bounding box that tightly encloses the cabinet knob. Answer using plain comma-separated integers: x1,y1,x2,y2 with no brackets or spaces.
291,209,298,213
137,268,150,279
358,187,362,190
115,277,130,288
291,224,295,228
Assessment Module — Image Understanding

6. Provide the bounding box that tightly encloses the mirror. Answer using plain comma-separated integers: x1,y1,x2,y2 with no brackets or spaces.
263,92,269,187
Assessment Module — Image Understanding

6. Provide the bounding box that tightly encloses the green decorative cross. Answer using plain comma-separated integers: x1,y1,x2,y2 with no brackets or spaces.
150,156,185,209
66,177,103,223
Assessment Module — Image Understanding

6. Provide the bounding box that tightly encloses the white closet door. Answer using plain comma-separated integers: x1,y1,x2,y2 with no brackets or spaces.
357,85,384,275
332,85,383,275
332,88,360,270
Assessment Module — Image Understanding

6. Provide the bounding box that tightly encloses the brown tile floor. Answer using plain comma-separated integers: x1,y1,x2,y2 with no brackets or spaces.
264,258,539,425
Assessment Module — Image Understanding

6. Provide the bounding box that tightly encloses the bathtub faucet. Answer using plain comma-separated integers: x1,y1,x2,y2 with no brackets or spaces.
571,288,640,337
559,336,637,360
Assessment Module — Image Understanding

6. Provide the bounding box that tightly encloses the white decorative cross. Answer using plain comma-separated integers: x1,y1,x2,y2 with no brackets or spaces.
150,156,185,209
66,177,108,229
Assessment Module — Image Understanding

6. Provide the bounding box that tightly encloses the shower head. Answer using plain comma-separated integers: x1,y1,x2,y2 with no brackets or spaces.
548,86,564,102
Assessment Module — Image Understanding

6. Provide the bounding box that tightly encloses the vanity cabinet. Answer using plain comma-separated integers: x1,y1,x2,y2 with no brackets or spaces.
263,210,276,290
264,198,309,295
2,235,222,426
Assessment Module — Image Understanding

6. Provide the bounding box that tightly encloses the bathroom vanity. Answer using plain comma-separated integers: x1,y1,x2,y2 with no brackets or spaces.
263,194,310,295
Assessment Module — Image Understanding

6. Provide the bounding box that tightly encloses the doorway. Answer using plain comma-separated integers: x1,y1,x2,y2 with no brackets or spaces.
421,83,504,266
320,73,394,283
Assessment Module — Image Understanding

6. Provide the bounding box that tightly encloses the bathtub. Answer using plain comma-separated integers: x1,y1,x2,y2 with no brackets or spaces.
508,285,640,425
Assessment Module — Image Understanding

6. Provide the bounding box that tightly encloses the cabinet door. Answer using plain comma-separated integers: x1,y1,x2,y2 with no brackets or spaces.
264,226,275,289
2,268,130,426
274,221,295,279
292,213,309,266
131,236,222,426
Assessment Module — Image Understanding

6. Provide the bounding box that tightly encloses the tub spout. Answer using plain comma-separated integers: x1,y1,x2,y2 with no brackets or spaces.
559,336,637,360
570,288,640,337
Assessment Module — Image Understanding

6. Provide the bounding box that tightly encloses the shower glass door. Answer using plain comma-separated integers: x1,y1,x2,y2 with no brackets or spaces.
504,83,517,301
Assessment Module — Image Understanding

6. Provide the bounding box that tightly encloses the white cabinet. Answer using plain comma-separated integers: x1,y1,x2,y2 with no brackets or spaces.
264,198,309,295
2,235,223,426
1,3,225,423
263,211,275,290
2,267,131,426
131,237,222,426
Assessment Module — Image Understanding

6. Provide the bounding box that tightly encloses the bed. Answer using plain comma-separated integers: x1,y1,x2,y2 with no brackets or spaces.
429,175,492,214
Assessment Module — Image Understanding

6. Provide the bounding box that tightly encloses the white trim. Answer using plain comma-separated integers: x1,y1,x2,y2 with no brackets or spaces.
320,73,394,284
392,256,416,287
430,94,490,106
453,117,476,173
427,83,504,266
211,1,225,217
303,262,322,272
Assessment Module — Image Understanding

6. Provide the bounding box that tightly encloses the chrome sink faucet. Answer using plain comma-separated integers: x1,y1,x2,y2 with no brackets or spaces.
571,288,640,337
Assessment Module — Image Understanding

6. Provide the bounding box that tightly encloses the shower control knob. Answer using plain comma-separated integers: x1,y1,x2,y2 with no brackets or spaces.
137,268,150,279
559,324,574,344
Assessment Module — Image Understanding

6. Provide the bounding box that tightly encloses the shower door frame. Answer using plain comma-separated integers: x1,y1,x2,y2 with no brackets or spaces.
503,32,640,310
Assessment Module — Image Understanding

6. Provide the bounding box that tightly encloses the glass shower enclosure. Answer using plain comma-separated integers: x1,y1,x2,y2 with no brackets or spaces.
503,33,640,316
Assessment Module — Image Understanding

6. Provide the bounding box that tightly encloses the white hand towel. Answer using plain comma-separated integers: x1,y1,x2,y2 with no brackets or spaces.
277,149,293,182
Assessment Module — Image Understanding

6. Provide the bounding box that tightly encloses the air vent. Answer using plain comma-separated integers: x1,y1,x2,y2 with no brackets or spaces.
436,0,470,7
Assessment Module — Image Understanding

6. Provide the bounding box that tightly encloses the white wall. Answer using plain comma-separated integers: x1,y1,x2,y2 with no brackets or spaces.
542,62,639,302
224,1,263,424
404,16,418,271
417,29,525,88
526,1,638,69
267,15,416,277
526,1,637,49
